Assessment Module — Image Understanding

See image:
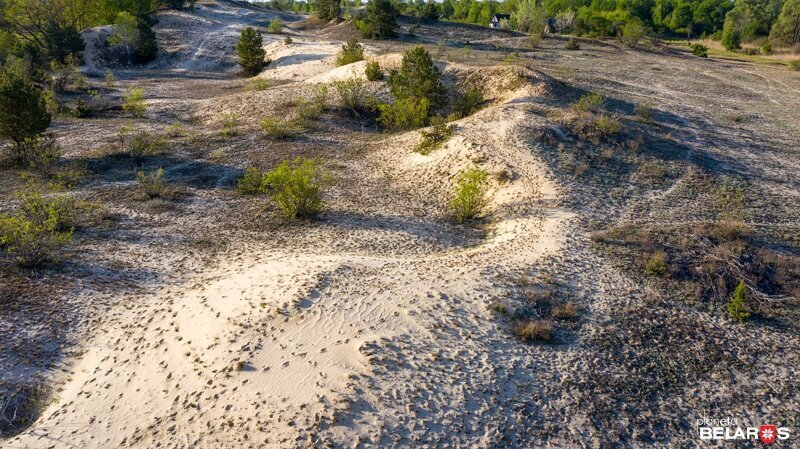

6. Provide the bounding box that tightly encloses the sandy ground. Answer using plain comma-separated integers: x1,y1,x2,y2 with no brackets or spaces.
3,1,800,448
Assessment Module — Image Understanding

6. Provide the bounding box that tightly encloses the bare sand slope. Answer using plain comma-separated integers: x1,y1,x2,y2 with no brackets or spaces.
9,68,573,447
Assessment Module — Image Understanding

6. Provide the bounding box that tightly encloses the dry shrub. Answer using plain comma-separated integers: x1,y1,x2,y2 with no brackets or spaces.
551,302,580,319
513,319,554,342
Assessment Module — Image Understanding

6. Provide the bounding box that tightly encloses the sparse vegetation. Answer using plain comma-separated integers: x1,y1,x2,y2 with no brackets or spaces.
513,319,554,342
263,157,331,220
122,87,146,117
690,43,709,57
136,168,167,198
565,38,581,50
221,113,238,137
332,78,372,115
378,97,430,130
450,87,484,118
726,280,751,321
450,167,490,223
245,78,269,91
260,116,298,138
267,19,283,34
0,188,74,267
415,116,455,155
335,39,364,66
365,61,384,81
634,101,655,123
237,167,266,195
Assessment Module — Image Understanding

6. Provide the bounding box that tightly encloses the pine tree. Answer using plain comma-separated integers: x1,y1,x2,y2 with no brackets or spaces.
388,46,446,109
134,19,159,64
358,0,398,39
314,0,340,21
236,27,266,76
726,280,751,321
0,61,52,159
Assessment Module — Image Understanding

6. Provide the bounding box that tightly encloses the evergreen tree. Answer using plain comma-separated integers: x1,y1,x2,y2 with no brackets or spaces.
236,27,266,76
44,24,85,64
358,0,398,39
314,0,340,21
0,61,52,154
133,19,158,64
388,46,446,110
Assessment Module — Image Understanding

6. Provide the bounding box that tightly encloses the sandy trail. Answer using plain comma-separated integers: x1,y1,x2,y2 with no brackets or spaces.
9,54,573,445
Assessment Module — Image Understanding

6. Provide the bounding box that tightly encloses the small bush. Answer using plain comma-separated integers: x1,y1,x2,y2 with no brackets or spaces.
620,20,647,48
378,97,430,130
551,302,580,320
759,41,772,55
635,101,655,123
645,251,667,276
263,157,331,220
593,114,621,137
221,113,238,137
260,116,298,138
104,71,116,88
365,61,384,81
572,92,604,114
726,280,750,321
237,167,266,195
245,78,269,91
789,60,800,71
335,39,364,66
12,135,61,171
332,78,372,115
450,167,490,223
284,35,293,45
0,189,73,267
565,38,580,50
415,116,454,155
74,98,91,117
120,129,164,159
450,87,484,118
690,43,708,58
267,19,283,34
513,319,554,342
136,168,167,198
122,87,146,117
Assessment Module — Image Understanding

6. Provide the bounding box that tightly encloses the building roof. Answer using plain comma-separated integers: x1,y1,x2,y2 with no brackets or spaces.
491,13,511,22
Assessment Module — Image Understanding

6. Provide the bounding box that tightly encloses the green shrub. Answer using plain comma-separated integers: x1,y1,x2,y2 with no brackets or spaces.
267,19,283,34
594,114,621,137
789,60,800,71
565,38,580,50
221,113,238,137
263,157,331,219
690,43,708,57
450,167,490,223
415,116,455,155
122,87,146,117
451,87,484,118
104,71,116,88
121,129,164,159
0,189,73,267
572,92,604,114
759,41,772,55
284,35,293,45
378,97,430,130
237,167,266,195
237,27,267,76
335,39,364,66
726,280,750,321
74,97,91,117
645,251,667,276
356,0,398,39
332,78,371,115
635,101,655,123
365,61,384,81
620,20,647,47
245,78,269,91
260,116,298,138
136,168,167,198
721,25,741,51
0,61,52,152
11,134,61,171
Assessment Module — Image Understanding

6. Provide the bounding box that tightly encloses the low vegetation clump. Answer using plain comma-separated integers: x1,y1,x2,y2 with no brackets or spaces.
790,60,800,71
726,280,751,321
122,87,146,117
513,319,554,342
565,38,581,50
11,135,61,172
237,167,266,195
450,87,484,118
260,116,299,138
634,101,655,123
245,78,269,91
551,302,580,320
378,97,430,130
415,117,455,155
118,128,165,159
236,27,267,76
221,113,238,137
645,251,667,276
364,61,384,81
450,167,490,223
136,168,167,198
332,78,372,116
620,20,647,47
335,39,364,66
690,43,709,57
570,93,622,143
0,188,74,267
263,158,331,220
267,19,283,34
